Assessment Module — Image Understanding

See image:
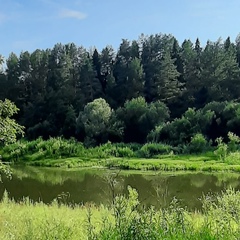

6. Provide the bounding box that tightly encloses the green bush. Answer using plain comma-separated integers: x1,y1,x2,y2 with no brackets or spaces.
214,137,228,161
1,140,27,161
188,133,209,154
0,137,87,161
114,142,142,152
227,132,240,152
225,151,240,165
139,143,172,158
115,147,134,158
87,142,138,158
146,125,163,143
149,108,214,146
95,143,135,158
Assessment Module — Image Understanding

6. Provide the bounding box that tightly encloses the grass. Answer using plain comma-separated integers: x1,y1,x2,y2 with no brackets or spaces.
0,191,111,240
1,187,240,239
2,137,240,172
18,153,240,173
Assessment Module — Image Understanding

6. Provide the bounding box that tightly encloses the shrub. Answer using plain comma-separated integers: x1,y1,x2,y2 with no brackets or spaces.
0,137,88,161
225,151,240,165
2,141,27,162
88,142,137,158
214,137,228,161
148,108,214,146
147,125,163,143
188,133,209,154
115,147,134,158
139,143,172,158
227,132,240,152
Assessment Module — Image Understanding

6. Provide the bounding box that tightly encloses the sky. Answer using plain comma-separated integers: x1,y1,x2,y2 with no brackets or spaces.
1,0,240,58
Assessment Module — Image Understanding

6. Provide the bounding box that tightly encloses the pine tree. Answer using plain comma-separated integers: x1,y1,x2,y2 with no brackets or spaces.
156,51,181,103
79,55,102,105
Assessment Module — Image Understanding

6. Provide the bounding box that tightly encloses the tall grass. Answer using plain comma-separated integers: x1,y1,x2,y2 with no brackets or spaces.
3,137,240,172
0,137,87,161
0,187,240,239
0,191,108,240
4,137,240,172
0,138,168,162
0,137,196,162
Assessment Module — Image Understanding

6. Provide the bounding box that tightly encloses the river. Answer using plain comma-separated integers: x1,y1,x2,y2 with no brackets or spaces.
1,166,240,210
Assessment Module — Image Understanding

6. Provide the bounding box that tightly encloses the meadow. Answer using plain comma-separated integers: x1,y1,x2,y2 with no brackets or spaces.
0,187,240,239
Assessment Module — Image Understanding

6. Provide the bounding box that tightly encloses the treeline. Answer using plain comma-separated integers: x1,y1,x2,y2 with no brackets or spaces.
1,33,240,145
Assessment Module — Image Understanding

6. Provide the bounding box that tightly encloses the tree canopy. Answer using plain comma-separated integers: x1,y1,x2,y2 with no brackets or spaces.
1,33,240,146
0,99,24,179
0,99,24,145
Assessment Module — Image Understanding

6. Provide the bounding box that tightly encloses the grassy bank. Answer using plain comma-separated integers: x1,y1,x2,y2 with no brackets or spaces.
1,187,240,239
21,155,240,172
2,137,240,172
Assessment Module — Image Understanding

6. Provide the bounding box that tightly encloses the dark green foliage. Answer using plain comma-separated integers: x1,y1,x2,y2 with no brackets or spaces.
76,98,123,146
1,34,240,145
187,133,209,154
152,108,214,146
116,97,169,143
201,101,240,142
155,51,182,103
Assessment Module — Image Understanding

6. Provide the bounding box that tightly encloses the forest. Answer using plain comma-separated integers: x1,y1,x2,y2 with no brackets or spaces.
1,33,240,147
3,34,240,240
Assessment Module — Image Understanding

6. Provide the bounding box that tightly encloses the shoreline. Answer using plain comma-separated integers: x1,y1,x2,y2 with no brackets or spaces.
12,155,240,173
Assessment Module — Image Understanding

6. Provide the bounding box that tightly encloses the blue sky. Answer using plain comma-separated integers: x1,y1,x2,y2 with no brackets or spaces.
1,0,240,58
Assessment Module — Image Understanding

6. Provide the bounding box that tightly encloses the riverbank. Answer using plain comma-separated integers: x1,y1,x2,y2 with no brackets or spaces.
2,137,240,172
0,187,240,239
19,154,240,172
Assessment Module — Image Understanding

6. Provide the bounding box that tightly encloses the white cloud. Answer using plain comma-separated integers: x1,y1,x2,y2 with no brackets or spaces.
59,8,87,20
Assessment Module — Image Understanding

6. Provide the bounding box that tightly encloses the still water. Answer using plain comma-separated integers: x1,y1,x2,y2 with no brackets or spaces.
1,166,240,210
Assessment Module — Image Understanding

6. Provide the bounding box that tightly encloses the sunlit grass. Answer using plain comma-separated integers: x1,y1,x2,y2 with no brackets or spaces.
0,192,112,240
22,155,240,173
2,138,240,172
1,187,240,239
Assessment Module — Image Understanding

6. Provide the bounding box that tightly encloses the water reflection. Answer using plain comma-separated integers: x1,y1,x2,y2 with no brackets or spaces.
0,166,240,210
